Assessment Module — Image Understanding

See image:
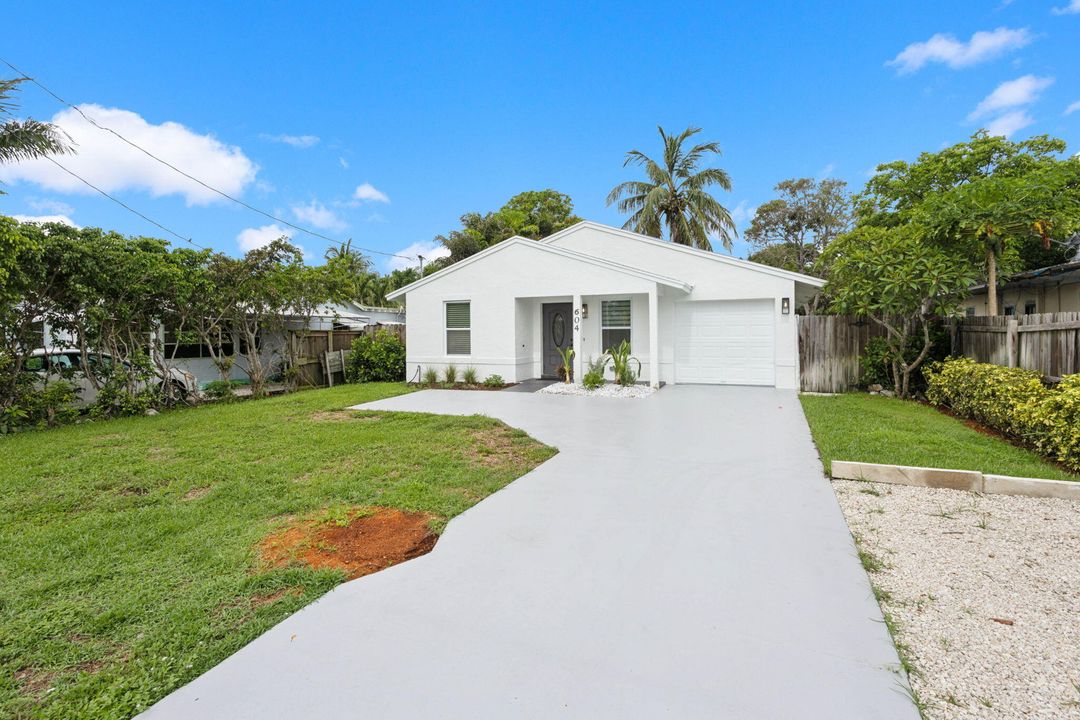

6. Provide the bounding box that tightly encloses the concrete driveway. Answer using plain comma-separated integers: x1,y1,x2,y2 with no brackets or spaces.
142,385,917,719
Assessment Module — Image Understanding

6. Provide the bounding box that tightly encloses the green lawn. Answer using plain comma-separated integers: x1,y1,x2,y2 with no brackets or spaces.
799,392,1077,481
0,383,555,720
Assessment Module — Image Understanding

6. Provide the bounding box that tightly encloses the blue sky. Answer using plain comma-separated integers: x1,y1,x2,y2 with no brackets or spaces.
2,1,1078,271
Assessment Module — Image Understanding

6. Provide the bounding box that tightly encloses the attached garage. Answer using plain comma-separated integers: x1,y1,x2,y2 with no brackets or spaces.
674,299,776,386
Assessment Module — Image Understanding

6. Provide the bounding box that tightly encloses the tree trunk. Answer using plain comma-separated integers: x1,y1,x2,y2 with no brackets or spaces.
986,248,998,316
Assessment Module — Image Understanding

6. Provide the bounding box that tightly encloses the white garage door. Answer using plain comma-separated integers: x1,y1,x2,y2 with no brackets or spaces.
675,299,776,385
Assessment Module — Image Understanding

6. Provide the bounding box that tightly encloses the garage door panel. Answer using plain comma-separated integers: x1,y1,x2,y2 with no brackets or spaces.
675,300,775,386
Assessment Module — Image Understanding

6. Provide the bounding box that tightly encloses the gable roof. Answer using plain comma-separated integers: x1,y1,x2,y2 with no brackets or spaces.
386,236,693,301
539,221,826,287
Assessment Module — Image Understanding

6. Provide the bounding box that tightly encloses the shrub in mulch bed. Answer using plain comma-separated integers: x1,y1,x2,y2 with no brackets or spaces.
924,357,1080,472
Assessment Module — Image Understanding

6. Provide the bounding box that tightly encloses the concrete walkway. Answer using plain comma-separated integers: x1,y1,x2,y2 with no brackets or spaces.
143,386,917,719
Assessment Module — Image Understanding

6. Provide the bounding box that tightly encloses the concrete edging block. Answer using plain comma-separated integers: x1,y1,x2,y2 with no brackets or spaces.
830,461,983,492
831,460,1080,500
983,474,1080,500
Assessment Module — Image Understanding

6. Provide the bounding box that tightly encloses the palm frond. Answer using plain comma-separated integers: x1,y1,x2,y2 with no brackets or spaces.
0,119,72,163
685,167,732,192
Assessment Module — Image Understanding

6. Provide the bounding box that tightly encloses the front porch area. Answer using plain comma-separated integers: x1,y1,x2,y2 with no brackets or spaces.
512,287,666,388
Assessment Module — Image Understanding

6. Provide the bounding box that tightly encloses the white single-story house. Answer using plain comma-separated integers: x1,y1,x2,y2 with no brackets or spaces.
387,221,823,389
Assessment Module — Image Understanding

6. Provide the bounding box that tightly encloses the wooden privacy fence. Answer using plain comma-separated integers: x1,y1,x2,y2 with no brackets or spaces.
797,315,888,393
797,311,1080,392
292,324,406,387
957,311,1080,380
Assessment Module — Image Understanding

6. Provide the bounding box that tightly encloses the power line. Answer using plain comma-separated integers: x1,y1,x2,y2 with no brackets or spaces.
43,156,209,250
2,57,416,262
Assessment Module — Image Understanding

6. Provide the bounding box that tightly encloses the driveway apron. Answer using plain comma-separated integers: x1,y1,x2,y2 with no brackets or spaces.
141,385,918,719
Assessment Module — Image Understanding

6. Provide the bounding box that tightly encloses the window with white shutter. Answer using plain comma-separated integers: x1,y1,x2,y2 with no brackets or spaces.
601,299,631,352
445,301,471,355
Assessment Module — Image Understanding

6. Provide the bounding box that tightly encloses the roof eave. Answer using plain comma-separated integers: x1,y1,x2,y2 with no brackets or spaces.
540,220,826,287
386,236,693,297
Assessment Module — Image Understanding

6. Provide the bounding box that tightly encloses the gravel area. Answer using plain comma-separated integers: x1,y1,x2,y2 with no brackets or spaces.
538,383,656,398
832,479,1080,719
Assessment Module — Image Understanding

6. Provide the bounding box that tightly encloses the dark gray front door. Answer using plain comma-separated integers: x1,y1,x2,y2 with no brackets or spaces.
542,303,573,379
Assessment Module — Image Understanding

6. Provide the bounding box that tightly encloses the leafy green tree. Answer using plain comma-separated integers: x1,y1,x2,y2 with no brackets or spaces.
0,217,49,415
497,190,581,239
606,126,735,251
0,78,71,176
229,238,317,396
323,240,372,305
745,178,851,275
436,189,581,264
821,225,977,398
358,273,391,306
858,131,1080,314
384,267,419,296
913,160,1080,315
858,132,1067,225
155,246,214,402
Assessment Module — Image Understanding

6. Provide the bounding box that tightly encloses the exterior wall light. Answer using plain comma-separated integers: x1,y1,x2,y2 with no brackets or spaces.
581,303,589,318
781,297,791,315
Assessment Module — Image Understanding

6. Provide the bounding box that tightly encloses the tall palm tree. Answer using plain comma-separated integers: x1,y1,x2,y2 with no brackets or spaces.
0,78,70,175
606,126,736,252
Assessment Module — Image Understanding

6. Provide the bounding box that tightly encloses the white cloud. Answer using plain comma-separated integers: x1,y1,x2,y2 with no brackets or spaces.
291,200,346,232
260,133,320,148
887,27,1033,73
1065,100,1080,115
10,214,79,227
729,200,757,226
353,182,390,203
338,157,349,169
237,223,293,252
0,105,257,206
968,75,1054,119
27,198,75,215
984,110,1035,137
1051,0,1080,14
817,162,836,179
386,240,448,272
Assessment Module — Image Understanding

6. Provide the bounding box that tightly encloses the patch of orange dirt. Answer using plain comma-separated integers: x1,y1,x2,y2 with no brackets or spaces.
259,507,437,580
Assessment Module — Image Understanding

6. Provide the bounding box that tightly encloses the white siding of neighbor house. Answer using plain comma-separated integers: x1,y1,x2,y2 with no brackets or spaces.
962,278,1080,316
543,225,801,388
398,225,813,389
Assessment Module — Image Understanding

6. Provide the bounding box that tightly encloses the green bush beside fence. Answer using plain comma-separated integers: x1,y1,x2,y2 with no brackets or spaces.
925,357,1080,472
345,329,406,383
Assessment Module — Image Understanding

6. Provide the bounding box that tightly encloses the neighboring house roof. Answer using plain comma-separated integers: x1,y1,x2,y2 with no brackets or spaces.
968,260,1080,293
386,234,694,301
538,220,827,288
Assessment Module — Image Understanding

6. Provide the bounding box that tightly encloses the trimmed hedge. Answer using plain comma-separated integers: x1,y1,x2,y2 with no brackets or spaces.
924,357,1080,472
